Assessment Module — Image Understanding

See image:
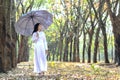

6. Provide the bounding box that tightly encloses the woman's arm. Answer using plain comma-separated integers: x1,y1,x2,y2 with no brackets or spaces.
32,32,39,43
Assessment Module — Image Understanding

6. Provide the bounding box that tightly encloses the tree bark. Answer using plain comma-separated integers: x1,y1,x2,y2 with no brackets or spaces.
101,23,109,63
73,26,80,62
63,37,69,61
93,27,100,63
82,30,86,63
76,37,80,62
105,0,120,65
59,34,64,61
73,35,77,62
70,35,73,61
87,23,95,63
17,36,29,63
0,0,17,72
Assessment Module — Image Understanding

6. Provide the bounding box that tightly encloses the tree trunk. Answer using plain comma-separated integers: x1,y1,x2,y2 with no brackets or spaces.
0,0,17,72
114,34,120,65
87,29,94,63
87,21,95,63
17,36,29,63
73,36,77,62
52,53,55,61
76,37,80,62
82,31,86,63
93,27,100,63
98,49,101,61
105,0,120,65
63,37,69,61
70,35,73,61
111,44,114,62
87,36,92,63
59,34,63,61
100,22,109,63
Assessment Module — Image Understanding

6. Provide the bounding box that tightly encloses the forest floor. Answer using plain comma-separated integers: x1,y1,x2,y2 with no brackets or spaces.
0,62,120,80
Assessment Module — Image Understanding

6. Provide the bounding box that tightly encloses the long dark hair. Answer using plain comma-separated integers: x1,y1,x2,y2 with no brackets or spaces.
32,23,41,35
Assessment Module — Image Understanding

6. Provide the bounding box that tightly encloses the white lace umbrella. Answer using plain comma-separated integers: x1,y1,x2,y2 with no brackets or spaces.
15,10,53,36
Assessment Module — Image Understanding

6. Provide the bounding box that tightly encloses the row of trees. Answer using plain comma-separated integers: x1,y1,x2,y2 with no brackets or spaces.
46,0,120,65
0,0,120,72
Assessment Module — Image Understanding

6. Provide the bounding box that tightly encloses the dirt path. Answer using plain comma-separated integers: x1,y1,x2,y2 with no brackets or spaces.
0,62,120,80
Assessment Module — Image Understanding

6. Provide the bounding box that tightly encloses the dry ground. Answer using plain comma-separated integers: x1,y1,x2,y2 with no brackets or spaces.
0,62,120,80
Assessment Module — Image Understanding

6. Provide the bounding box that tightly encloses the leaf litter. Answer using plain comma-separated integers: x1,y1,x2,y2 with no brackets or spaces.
0,62,120,80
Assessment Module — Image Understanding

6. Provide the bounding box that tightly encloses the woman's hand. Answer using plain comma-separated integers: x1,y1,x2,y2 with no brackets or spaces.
36,32,39,38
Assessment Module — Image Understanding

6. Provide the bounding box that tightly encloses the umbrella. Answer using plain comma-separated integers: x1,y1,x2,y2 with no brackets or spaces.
15,10,53,36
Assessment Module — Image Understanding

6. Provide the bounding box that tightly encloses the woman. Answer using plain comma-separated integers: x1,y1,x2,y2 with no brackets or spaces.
32,23,48,76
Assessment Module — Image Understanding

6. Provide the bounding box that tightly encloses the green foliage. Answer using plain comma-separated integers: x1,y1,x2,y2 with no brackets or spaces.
91,64,101,75
33,0,46,9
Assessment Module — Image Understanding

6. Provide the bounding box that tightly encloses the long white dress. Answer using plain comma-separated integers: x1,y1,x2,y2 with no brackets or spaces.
32,31,48,73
